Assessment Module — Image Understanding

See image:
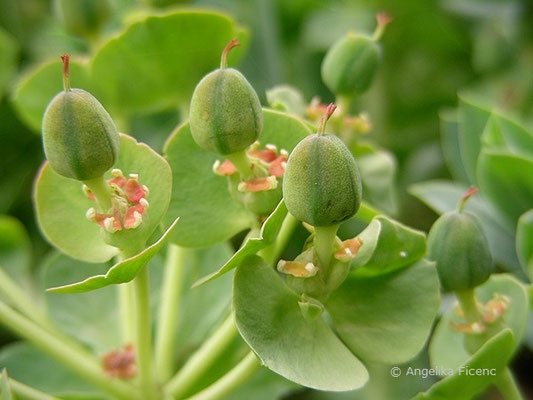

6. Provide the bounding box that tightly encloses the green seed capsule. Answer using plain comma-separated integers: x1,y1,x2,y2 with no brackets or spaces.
321,33,379,96
189,39,262,155
283,104,362,226
54,0,112,39
427,211,493,292
42,55,119,181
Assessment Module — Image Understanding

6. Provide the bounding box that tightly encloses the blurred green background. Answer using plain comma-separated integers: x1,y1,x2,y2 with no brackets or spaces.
1,0,533,398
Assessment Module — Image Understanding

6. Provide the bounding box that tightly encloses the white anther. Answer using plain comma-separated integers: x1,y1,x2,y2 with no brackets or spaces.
86,207,96,221
130,211,142,229
142,185,149,197
471,323,484,334
399,251,407,258
111,168,124,177
103,217,119,233
281,161,287,169
266,143,277,152
266,176,278,189
212,160,221,174
304,263,317,274
129,173,138,180
276,260,287,272
280,149,288,157
139,198,149,209
344,248,353,257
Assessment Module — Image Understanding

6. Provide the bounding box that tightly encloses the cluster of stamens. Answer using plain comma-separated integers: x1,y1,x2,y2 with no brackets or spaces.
306,97,371,136
213,142,288,192
84,169,149,233
451,294,510,334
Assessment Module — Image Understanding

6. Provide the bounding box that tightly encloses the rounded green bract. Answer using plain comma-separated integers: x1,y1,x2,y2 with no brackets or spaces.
54,0,111,38
189,68,262,155
42,88,119,181
283,134,362,227
427,211,493,292
321,33,380,96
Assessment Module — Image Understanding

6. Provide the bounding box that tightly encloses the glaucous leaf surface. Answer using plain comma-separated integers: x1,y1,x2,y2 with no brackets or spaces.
0,343,103,399
415,329,514,400
193,200,287,287
43,252,121,352
47,218,179,293
326,259,440,364
91,10,248,116
439,109,470,184
163,109,312,248
477,150,533,223
430,274,528,370
410,180,527,279
12,58,93,132
0,368,13,400
516,210,533,277
35,134,171,263
481,113,533,159
234,255,369,391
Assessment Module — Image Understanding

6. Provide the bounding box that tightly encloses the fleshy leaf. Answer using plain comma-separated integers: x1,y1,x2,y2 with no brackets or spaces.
410,180,527,280
516,210,533,277
193,200,287,287
477,150,533,223
47,217,179,293
350,215,426,276
430,274,528,371
90,10,248,116
0,27,17,99
34,134,172,262
457,95,491,184
415,329,514,400
0,216,31,285
233,255,369,391
356,149,398,216
43,252,121,352
163,109,312,248
439,109,470,184
326,259,440,364
12,57,93,132
481,113,533,159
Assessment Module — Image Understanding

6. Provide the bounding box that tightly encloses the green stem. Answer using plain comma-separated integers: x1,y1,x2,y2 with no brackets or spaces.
118,283,134,343
0,302,140,400
455,289,482,324
9,378,59,400
495,368,523,400
165,314,238,398
131,266,156,399
355,201,381,224
313,224,340,271
83,175,111,211
260,213,299,265
0,268,52,330
155,244,187,383
226,150,253,180
184,352,261,400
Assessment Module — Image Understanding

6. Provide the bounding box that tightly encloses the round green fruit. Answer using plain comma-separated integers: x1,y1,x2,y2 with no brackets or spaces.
427,211,493,292
42,88,119,181
321,33,380,96
189,68,262,155
283,134,362,227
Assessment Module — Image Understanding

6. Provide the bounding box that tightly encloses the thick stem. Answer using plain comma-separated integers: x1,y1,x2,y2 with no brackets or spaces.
313,224,340,272
355,201,380,223
131,266,156,399
261,213,299,265
184,352,261,400
0,268,53,331
455,289,482,325
155,244,187,382
0,302,140,400
495,368,523,400
165,314,238,398
9,378,59,400
118,283,134,343
226,150,254,180
83,175,111,211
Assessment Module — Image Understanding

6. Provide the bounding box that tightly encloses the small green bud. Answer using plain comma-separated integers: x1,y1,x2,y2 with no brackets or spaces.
54,0,112,39
283,104,362,226
321,13,391,96
189,39,262,155
427,187,493,292
42,55,119,181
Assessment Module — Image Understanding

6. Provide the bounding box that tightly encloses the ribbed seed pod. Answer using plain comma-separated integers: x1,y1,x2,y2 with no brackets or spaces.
283,105,362,226
42,55,119,181
321,33,380,96
189,39,262,155
428,210,493,291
